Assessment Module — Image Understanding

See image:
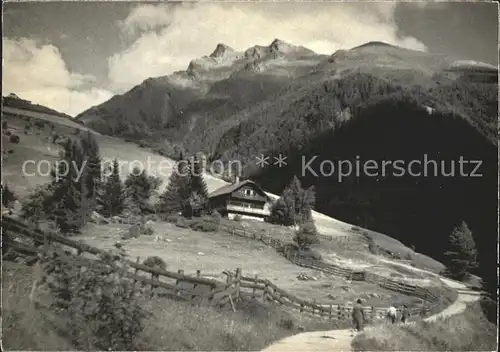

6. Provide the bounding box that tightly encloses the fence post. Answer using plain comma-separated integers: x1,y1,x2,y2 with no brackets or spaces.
371,306,375,322
312,299,316,315
329,304,332,320
176,269,184,285
150,272,157,298
235,268,241,301
252,274,258,298
338,305,342,320
263,281,269,302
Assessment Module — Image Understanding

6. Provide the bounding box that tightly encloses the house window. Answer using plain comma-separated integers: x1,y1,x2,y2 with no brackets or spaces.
244,189,254,196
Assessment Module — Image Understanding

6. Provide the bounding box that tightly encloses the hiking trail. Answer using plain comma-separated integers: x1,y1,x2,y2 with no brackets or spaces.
261,277,481,352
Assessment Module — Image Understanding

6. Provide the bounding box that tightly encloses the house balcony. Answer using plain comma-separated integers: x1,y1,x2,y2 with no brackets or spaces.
226,204,270,216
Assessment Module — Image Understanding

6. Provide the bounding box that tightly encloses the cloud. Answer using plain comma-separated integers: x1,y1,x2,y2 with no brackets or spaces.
2,38,113,116
118,4,173,36
108,2,427,92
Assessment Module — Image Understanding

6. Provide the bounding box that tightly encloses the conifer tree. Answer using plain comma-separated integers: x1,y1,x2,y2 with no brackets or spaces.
186,154,209,216
100,159,125,217
1,183,16,208
81,131,101,203
158,154,190,215
444,221,479,280
124,167,161,213
270,175,315,226
52,138,89,233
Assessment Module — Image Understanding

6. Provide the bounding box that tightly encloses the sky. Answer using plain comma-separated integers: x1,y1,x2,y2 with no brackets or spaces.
2,0,498,116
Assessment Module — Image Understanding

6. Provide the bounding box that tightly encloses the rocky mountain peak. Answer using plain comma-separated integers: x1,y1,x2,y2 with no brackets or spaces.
269,38,292,52
209,43,236,59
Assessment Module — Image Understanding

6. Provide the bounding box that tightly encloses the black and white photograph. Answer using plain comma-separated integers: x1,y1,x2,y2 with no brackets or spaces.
1,1,498,351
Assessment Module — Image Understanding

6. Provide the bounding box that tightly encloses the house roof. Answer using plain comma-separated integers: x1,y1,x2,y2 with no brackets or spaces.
208,179,271,199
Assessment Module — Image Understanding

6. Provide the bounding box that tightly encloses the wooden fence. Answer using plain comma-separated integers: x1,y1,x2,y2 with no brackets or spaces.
220,223,368,250
3,216,441,321
219,222,442,315
3,216,240,308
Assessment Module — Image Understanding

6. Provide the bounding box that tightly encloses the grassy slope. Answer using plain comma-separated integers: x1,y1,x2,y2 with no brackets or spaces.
1,261,342,351
76,220,426,307
351,304,497,351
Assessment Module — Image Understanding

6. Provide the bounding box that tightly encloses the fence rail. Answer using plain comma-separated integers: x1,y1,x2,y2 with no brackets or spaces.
3,216,445,322
219,221,445,315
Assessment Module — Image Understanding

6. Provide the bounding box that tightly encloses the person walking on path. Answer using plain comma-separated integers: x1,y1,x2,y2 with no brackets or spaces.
352,299,365,332
387,305,397,324
401,304,410,323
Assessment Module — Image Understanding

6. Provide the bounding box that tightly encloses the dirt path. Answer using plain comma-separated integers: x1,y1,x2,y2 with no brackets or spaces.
261,278,480,352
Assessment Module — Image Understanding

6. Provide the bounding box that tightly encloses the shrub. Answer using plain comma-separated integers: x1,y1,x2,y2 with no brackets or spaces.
43,255,150,350
5,130,12,136
21,184,56,222
297,247,323,260
175,217,192,228
2,121,7,129
163,213,181,223
190,216,219,232
143,256,167,270
293,220,319,249
233,214,243,222
9,134,20,143
211,209,222,223
143,226,154,236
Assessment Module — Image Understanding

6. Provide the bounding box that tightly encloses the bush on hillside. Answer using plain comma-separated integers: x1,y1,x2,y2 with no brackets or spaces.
121,223,154,239
21,184,56,222
43,255,149,350
162,213,181,223
293,220,319,249
233,214,243,222
143,256,167,271
9,134,20,143
173,212,221,232
175,216,191,229
189,215,219,232
210,209,222,223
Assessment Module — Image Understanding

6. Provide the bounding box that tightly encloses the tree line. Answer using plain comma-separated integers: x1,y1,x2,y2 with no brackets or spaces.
14,133,211,234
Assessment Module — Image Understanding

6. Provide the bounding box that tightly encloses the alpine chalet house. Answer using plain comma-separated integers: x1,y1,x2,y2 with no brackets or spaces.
208,177,272,221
